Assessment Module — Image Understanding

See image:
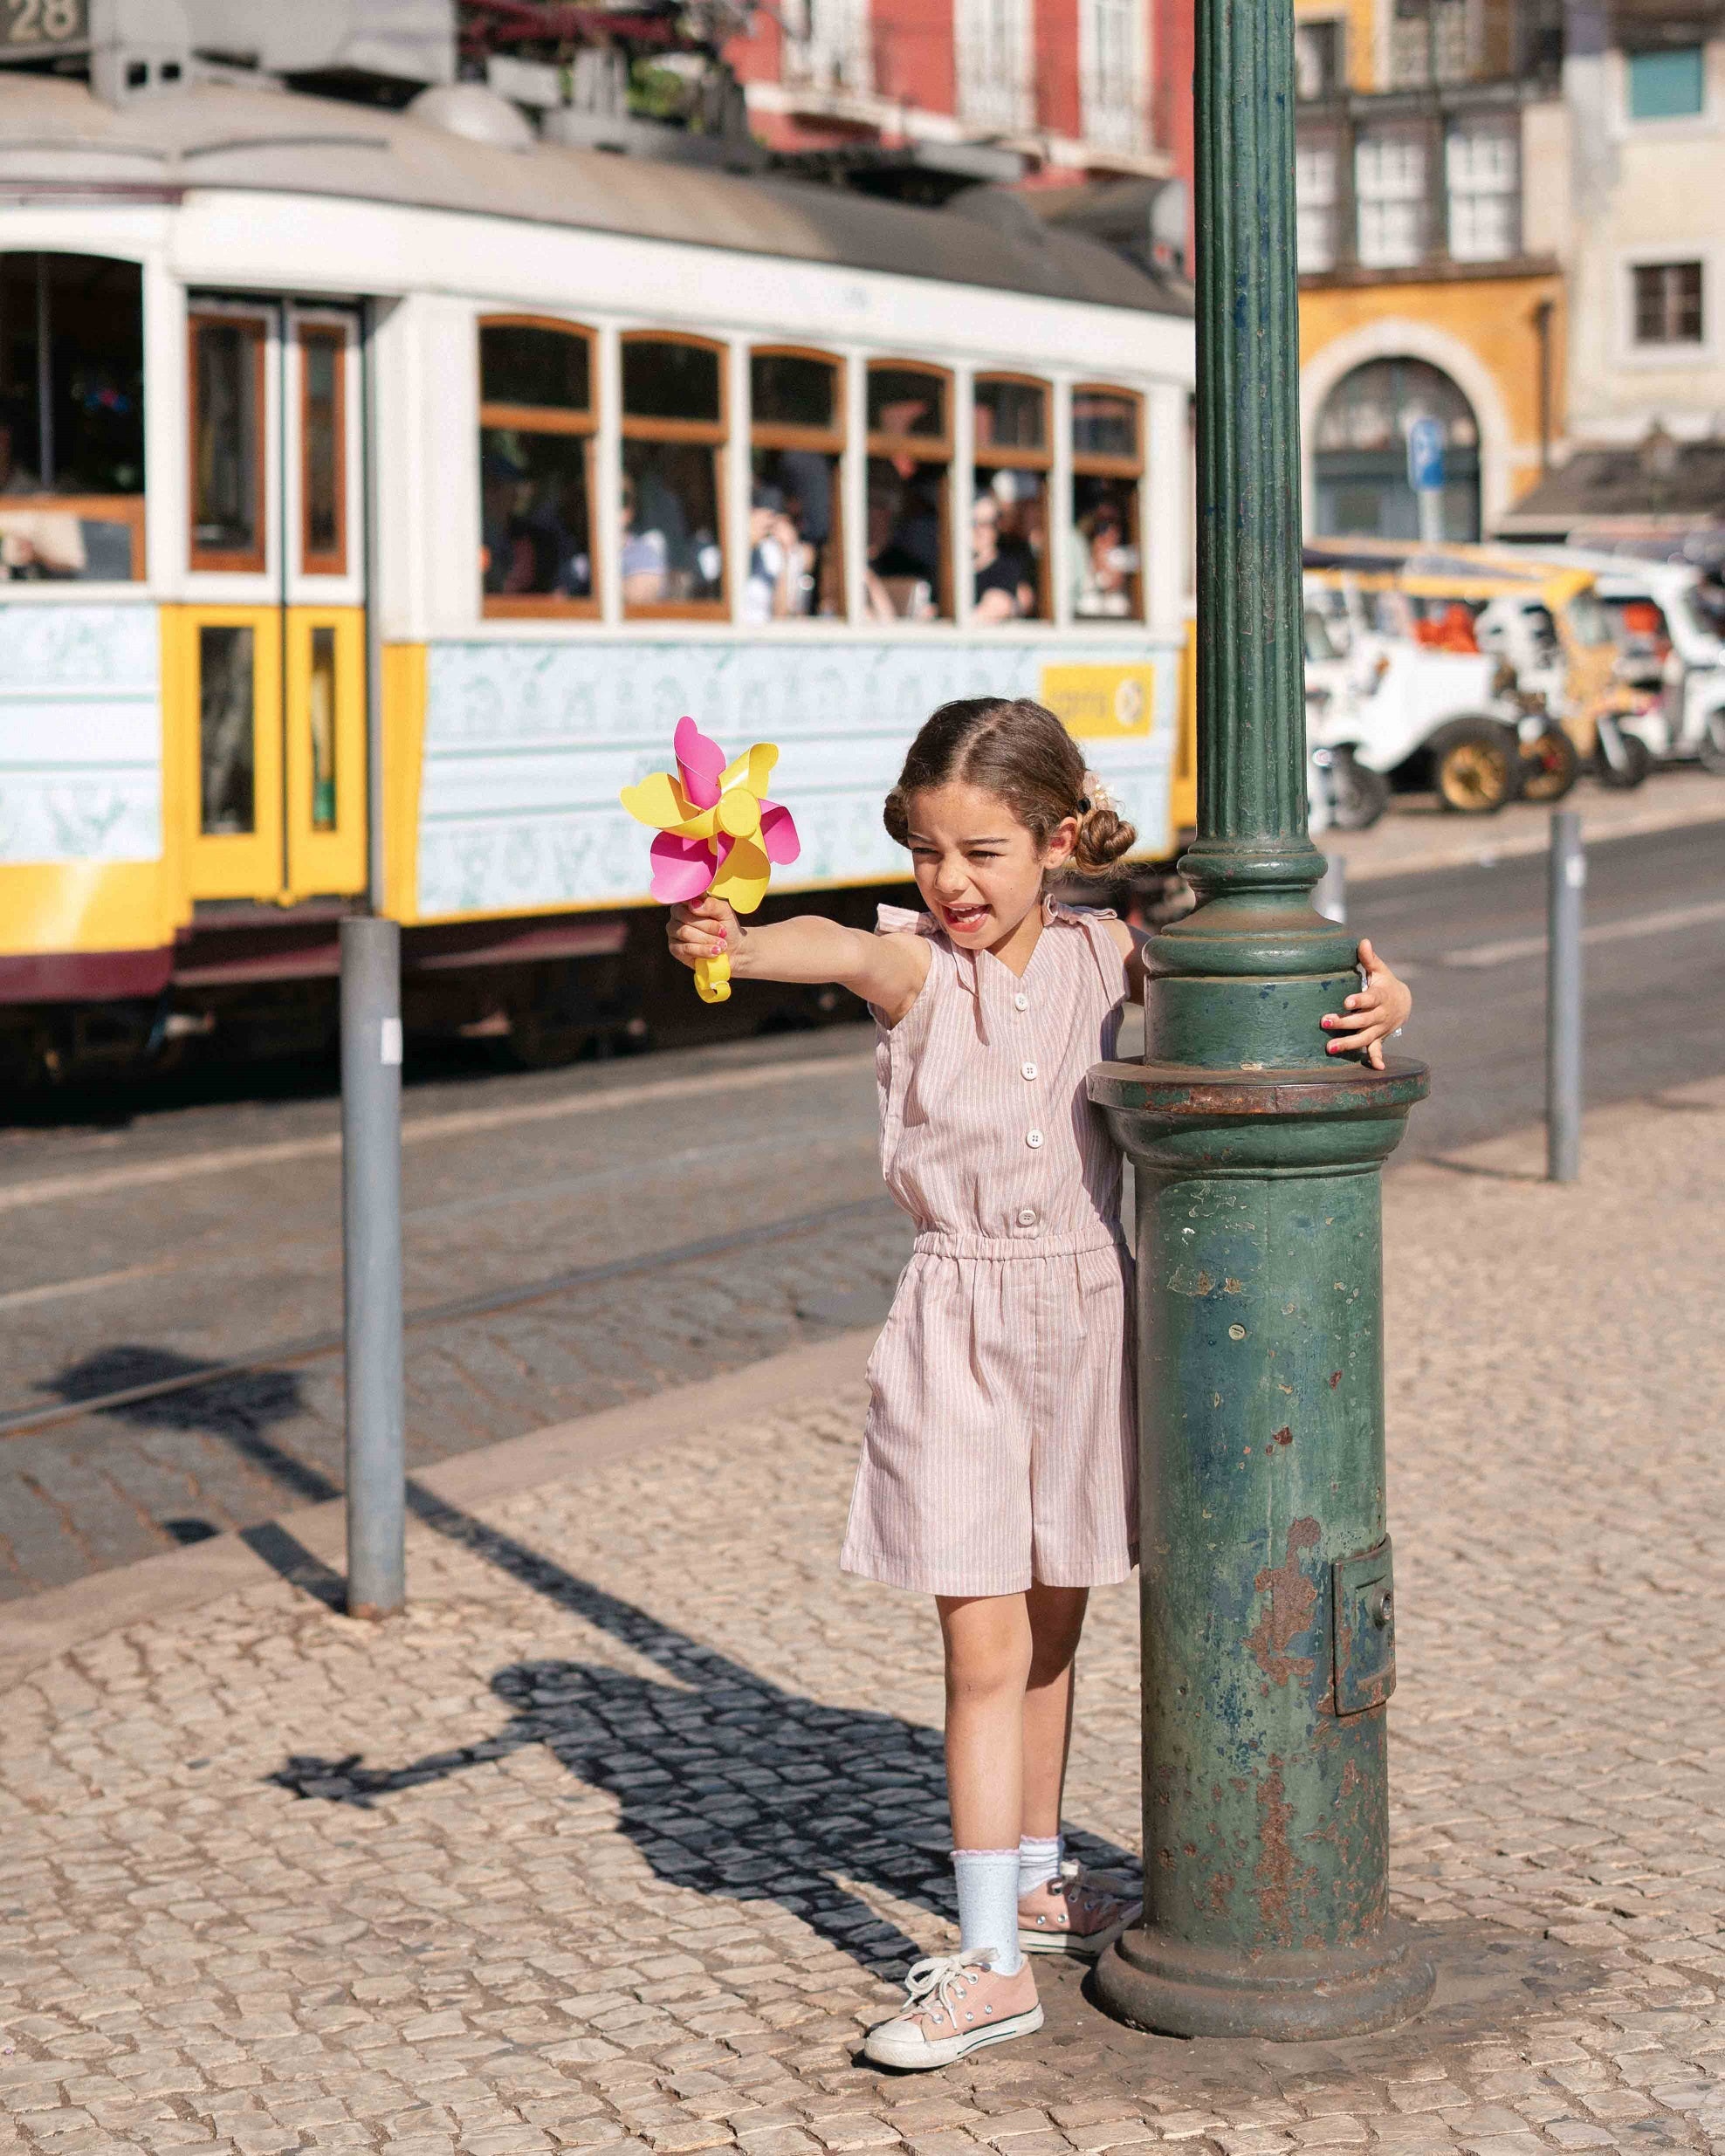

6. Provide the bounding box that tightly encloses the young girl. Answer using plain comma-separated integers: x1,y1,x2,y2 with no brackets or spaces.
668,697,1412,2070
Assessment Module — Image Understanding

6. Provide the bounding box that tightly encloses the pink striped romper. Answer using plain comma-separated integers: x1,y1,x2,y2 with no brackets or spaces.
840,899,1138,1598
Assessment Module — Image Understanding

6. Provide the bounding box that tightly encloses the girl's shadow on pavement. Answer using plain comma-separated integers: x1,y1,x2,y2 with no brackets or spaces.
267,1500,1136,1977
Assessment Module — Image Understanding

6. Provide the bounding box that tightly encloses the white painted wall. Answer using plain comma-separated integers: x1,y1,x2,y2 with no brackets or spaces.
1564,36,1725,443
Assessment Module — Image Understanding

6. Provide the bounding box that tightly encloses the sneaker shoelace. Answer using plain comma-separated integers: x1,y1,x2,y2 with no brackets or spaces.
1053,1858,1121,1923
900,1947,998,2029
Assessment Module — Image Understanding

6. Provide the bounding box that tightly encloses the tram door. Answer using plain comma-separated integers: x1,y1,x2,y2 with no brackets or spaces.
182,298,368,905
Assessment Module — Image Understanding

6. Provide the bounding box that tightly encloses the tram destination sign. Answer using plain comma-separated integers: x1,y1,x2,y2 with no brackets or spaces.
1,0,89,58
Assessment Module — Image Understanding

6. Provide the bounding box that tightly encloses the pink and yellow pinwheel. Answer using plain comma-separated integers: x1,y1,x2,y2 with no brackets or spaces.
621,716,801,1002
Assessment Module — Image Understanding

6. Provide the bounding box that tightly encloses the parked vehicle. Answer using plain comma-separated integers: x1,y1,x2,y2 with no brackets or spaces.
1549,552,1725,775
1305,554,1530,814
1303,608,1392,829
1309,537,1635,797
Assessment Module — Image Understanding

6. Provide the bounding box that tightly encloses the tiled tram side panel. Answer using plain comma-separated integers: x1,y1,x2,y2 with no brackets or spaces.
413,637,1184,921
0,605,161,863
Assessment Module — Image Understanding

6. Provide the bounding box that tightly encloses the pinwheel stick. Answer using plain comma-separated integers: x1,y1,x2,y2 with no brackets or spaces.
621,718,802,1003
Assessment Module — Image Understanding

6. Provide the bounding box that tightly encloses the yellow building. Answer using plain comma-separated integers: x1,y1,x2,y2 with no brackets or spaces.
1291,0,1567,539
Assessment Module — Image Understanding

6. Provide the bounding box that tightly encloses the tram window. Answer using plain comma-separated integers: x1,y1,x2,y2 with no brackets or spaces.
973,375,1050,623
199,624,256,836
750,347,845,621
479,317,597,615
300,326,346,576
483,325,589,411
191,312,268,573
867,367,946,438
864,361,952,622
622,335,726,616
0,252,145,582
309,624,337,832
1071,387,1144,622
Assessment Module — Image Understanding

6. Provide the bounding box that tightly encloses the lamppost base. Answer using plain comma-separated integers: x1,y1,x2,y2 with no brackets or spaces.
1094,1922,1435,2041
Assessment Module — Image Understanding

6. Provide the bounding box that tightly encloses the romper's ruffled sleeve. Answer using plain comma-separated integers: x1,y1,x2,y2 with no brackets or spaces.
876,902,935,937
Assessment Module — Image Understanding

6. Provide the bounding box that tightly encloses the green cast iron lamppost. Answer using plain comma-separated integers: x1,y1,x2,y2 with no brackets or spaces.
1088,0,1435,2040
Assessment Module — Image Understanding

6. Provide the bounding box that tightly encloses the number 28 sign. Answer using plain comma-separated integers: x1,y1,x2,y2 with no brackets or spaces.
3,0,89,51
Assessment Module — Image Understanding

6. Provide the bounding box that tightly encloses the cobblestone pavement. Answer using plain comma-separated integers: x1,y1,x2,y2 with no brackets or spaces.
0,1033,910,1602
3,1080,1723,2155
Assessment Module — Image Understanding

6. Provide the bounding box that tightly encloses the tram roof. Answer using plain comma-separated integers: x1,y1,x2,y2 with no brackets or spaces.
0,75,1192,319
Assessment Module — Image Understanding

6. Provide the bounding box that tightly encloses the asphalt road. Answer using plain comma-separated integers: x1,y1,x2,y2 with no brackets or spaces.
0,814,1718,1602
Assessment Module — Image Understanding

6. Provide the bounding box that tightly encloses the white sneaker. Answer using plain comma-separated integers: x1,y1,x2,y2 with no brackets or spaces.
862,1949,1043,2070
1018,1860,1141,1959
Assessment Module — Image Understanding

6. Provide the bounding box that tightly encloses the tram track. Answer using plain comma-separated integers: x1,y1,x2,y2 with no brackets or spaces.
0,1191,900,1443
0,1048,874,1219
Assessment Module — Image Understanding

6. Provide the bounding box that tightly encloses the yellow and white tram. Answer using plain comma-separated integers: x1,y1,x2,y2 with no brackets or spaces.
0,68,1194,1075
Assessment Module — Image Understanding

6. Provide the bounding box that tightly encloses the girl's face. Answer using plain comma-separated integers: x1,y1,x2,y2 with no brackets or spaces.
904,779,1077,950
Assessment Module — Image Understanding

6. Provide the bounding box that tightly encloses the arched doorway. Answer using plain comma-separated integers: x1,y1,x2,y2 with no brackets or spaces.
1311,358,1481,541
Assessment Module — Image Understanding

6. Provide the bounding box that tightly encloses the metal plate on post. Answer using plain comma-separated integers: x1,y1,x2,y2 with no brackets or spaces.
1333,1537,1396,1716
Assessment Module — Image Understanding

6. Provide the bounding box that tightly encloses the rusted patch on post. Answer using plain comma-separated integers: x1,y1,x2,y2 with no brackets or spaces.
1254,1758,1322,1943
1246,1517,1321,1686
1089,1061,1431,1122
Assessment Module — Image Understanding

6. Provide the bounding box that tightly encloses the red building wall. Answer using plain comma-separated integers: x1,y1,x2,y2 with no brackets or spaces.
871,0,957,115
1034,0,1083,140
1151,0,1194,253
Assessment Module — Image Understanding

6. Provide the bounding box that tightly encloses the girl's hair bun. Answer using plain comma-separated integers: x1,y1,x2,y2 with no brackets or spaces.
1072,800,1137,875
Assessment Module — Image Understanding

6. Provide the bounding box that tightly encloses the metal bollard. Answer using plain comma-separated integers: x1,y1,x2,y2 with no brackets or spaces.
340,915,406,1617
1546,810,1584,1184
1314,852,1348,925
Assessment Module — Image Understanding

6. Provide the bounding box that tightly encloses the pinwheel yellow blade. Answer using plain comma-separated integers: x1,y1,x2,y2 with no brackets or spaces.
620,771,691,830
694,953,732,1004
720,743,779,799
622,772,720,841
711,835,772,914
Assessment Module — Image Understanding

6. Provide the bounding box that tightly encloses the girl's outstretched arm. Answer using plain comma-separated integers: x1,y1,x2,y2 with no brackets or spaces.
669,895,932,1027
1322,937,1412,1069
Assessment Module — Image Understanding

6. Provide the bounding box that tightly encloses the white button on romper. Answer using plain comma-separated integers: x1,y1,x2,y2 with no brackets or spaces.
841,902,1138,1598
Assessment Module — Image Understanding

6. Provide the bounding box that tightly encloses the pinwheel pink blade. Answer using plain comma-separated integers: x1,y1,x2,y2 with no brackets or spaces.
673,716,725,810
648,831,721,904
759,800,801,866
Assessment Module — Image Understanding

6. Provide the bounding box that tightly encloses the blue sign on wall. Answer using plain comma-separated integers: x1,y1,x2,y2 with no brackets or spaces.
1406,416,1447,493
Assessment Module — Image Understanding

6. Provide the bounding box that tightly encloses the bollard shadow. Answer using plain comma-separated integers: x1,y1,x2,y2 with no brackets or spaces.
43,1346,344,1595
269,1489,1137,1978
1423,1154,1545,1186
45,1344,339,1502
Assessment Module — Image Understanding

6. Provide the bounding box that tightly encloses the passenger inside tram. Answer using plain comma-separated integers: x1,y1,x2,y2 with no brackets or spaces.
971,487,1035,621
618,470,670,606
1071,484,1140,620
480,440,592,601
864,378,948,620
743,482,808,624
620,442,724,608
749,448,838,617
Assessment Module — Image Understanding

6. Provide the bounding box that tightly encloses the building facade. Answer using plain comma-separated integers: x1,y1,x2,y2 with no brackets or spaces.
726,0,1192,195
1503,0,1725,546
1293,0,1568,539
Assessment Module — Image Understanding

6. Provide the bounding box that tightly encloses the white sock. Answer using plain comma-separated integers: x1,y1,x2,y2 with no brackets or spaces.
1018,1832,1063,1899
953,1848,1024,1976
